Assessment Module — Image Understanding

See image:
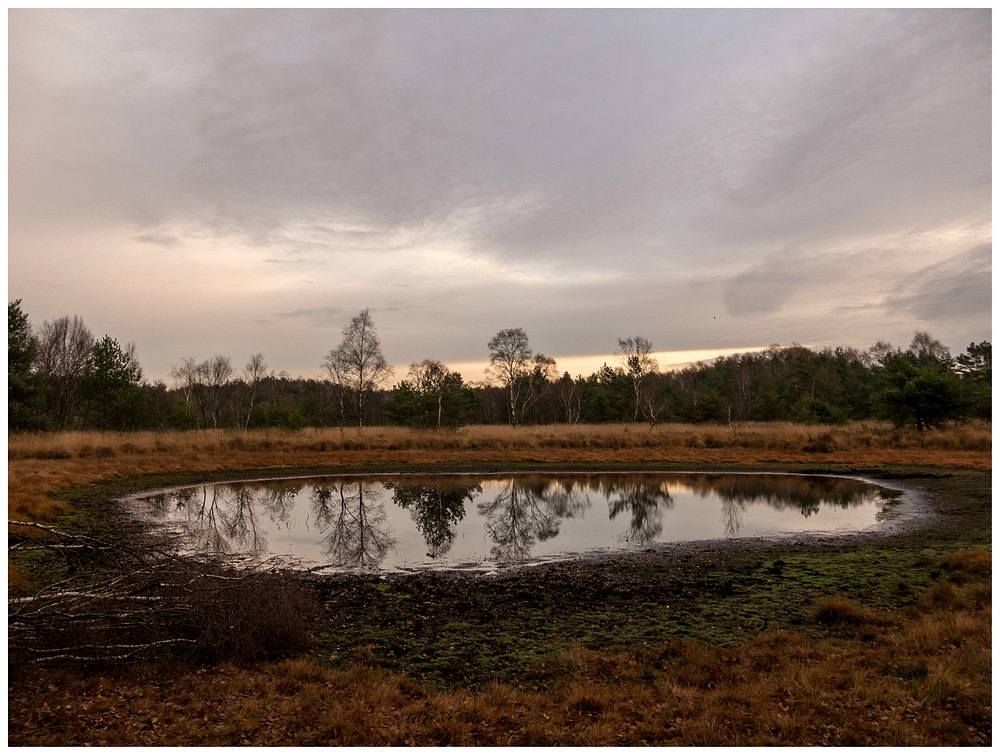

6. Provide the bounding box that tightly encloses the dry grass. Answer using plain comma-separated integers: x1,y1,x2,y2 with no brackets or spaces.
813,596,887,627
8,420,993,459
9,553,991,745
7,422,991,525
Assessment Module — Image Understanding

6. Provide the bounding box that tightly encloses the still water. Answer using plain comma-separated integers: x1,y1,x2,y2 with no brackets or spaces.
134,473,899,574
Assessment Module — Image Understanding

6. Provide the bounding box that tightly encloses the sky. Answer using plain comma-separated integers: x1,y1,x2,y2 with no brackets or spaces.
8,9,992,384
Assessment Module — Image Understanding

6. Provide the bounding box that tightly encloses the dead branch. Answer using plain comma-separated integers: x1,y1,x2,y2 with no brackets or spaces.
9,542,314,667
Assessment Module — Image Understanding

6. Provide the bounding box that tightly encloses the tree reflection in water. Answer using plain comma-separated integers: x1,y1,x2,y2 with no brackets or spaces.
682,474,882,536
529,478,589,521
159,482,306,555
390,480,481,558
601,477,673,546
477,481,561,563
140,472,891,569
166,486,261,555
257,483,301,528
713,481,748,538
309,481,395,569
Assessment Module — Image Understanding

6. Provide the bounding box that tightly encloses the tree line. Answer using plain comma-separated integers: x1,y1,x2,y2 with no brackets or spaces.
9,301,990,433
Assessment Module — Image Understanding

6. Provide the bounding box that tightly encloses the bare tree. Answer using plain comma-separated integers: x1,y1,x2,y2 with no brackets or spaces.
320,353,350,431
170,355,233,428
324,309,392,429
555,373,583,423
864,340,896,367
170,358,199,410
909,331,951,361
615,336,659,422
201,356,234,429
34,315,95,429
487,328,532,426
520,354,558,421
241,353,268,431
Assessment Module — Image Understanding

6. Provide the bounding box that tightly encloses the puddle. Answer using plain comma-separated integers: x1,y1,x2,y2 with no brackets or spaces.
130,472,902,574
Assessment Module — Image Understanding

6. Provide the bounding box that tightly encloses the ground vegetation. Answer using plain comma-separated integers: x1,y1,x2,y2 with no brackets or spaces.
6,438,991,746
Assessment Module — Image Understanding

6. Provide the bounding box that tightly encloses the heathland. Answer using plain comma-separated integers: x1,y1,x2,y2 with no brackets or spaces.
8,422,992,745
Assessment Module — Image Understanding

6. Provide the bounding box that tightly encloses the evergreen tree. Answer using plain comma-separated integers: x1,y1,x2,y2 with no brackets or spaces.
80,336,146,430
8,300,47,431
876,351,964,430
955,341,991,420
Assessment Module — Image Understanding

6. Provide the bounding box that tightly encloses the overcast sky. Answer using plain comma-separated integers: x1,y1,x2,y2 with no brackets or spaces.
9,9,992,383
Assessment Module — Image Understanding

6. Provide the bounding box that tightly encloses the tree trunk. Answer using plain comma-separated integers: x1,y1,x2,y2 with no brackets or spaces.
244,385,256,432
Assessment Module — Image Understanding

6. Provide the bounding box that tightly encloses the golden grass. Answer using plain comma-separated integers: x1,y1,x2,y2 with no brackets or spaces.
9,555,991,745
813,596,886,626
8,420,993,460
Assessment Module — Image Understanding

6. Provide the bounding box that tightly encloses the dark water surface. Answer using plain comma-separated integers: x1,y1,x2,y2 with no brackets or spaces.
133,473,899,574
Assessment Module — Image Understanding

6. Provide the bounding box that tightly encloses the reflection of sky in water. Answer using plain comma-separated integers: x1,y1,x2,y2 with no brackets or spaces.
137,474,896,573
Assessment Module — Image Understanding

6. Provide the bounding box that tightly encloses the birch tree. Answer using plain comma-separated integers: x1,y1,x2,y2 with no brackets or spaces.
407,359,451,429
615,336,659,422
486,328,532,427
325,309,392,429
241,353,268,431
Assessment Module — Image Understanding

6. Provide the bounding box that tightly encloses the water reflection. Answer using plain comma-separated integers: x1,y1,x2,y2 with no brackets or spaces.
601,478,674,545
311,482,395,568
683,474,886,536
153,483,305,555
138,473,895,572
391,480,481,558
478,482,560,563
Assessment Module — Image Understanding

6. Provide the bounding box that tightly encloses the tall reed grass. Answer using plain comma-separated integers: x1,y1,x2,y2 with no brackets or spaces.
7,420,991,460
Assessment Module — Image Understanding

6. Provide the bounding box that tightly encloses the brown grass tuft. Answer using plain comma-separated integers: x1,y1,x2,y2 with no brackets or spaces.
813,597,882,626
939,549,991,577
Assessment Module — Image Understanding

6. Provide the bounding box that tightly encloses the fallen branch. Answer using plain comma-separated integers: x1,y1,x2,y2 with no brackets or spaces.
9,552,314,667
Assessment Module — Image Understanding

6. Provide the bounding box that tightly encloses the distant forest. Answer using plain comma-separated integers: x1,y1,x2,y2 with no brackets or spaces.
9,301,991,433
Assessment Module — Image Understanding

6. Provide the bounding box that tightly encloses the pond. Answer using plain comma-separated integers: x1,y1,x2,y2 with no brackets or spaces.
132,473,901,574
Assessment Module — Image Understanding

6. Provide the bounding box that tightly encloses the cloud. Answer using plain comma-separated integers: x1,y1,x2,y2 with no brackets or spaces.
883,244,991,321
271,305,343,326
8,10,991,380
134,231,179,247
11,10,990,268
721,251,808,317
